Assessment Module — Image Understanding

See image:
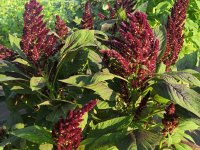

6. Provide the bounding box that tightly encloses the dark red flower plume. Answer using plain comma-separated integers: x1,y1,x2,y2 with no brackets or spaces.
52,100,97,150
20,0,58,62
161,0,189,71
80,1,93,30
55,15,68,39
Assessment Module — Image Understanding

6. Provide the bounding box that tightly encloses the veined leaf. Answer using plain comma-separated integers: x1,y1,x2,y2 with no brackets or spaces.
88,116,132,138
60,71,126,87
11,125,53,144
30,77,46,91
153,81,200,117
162,71,200,87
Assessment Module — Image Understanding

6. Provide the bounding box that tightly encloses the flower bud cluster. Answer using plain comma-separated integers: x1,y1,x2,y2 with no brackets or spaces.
52,100,97,150
80,1,94,30
161,0,189,71
20,0,58,62
55,15,68,39
162,103,179,136
0,44,15,61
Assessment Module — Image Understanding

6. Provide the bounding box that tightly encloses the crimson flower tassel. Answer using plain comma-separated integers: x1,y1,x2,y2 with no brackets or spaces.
55,15,68,39
0,44,15,61
161,0,189,71
20,0,58,62
101,12,159,88
80,1,94,30
52,100,97,150
162,103,179,136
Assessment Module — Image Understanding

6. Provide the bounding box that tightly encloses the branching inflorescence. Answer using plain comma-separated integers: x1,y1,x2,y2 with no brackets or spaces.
101,12,159,89
80,1,93,30
52,100,97,150
162,103,179,136
20,0,58,63
161,0,189,71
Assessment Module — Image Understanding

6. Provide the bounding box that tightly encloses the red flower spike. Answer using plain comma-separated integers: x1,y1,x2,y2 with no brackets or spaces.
103,12,159,88
55,15,68,38
0,45,15,61
52,100,97,150
162,103,179,136
20,0,58,63
161,0,189,71
80,1,94,30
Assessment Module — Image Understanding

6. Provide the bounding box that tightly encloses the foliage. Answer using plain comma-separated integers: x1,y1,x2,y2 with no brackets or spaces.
0,0,200,150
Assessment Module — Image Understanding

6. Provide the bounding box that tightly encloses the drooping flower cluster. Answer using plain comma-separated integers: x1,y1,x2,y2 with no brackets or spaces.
162,103,179,136
55,15,68,39
52,100,97,150
161,0,189,71
80,1,93,30
0,44,15,61
20,0,58,62
101,12,159,88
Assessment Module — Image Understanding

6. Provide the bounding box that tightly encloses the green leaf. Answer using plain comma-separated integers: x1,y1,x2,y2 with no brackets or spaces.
30,77,46,91
86,132,126,150
0,74,24,82
60,71,126,87
60,29,95,56
0,60,21,73
88,116,132,138
9,34,26,59
154,25,167,61
39,143,53,150
161,71,200,87
134,130,162,150
153,81,200,117
174,143,193,150
11,125,53,144
79,113,88,130
176,51,199,70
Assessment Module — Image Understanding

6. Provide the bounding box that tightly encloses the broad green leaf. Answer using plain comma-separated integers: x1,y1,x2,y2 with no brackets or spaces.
134,130,162,150
60,71,126,87
39,143,53,150
86,82,117,100
153,81,200,117
0,74,24,82
178,120,199,131
154,25,167,61
88,49,102,73
88,116,132,138
79,113,88,130
156,62,166,74
11,126,53,144
174,143,193,150
30,77,46,91
87,132,126,150
176,51,199,70
161,71,200,87
9,34,26,59
60,29,95,55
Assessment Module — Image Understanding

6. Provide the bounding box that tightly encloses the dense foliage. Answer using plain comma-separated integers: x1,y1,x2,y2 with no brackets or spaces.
0,0,200,150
